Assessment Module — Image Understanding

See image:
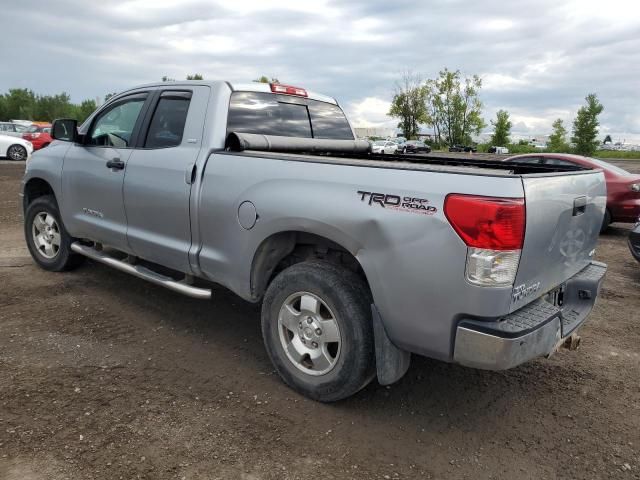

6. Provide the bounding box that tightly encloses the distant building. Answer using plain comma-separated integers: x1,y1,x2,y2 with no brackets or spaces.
353,127,397,139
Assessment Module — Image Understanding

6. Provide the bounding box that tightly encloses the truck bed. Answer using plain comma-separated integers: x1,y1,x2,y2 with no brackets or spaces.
219,150,590,177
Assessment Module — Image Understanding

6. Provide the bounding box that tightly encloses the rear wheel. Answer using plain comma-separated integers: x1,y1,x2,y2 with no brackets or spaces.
261,261,375,402
24,195,85,271
7,144,27,161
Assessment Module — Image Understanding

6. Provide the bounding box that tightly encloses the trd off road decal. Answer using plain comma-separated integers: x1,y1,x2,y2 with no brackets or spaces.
357,191,437,215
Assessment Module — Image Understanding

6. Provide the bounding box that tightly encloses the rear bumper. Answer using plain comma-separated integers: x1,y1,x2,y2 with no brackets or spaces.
611,198,640,223
629,226,640,262
453,261,607,370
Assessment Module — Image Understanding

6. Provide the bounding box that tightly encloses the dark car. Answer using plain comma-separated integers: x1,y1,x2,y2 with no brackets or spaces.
449,144,477,153
400,140,431,154
629,223,640,262
504,153,640,231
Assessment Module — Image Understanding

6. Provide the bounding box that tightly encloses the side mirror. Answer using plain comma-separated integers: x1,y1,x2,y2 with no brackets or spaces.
51,118,78,142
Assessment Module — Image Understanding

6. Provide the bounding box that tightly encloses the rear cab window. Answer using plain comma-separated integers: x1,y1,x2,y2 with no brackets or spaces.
226,91,354,140
144,91,192,148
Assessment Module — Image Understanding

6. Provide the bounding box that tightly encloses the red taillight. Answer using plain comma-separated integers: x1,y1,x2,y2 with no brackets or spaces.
444,194,525,250
270,83,308,97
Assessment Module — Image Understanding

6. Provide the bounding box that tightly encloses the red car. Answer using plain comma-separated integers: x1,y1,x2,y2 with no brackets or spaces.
505,153,640,231
22,124,53,150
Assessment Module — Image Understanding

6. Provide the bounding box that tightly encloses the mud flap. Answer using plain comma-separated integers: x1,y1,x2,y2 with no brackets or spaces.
372,304,411,386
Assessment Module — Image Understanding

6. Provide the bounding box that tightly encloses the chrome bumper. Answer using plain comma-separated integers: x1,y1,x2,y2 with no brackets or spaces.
453,261,607,371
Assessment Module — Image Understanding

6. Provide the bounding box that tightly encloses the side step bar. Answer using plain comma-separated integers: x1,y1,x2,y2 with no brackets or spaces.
70,242,211,300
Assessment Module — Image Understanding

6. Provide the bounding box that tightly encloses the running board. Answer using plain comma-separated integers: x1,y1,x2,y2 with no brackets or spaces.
70,242,211,300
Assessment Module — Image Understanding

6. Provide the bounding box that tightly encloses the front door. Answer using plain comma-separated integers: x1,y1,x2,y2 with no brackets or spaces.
60,92,150,251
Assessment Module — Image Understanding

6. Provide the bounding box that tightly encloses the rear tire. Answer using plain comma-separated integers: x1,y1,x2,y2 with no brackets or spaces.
600,209,612,233
24,195,85,271
261,261,375,402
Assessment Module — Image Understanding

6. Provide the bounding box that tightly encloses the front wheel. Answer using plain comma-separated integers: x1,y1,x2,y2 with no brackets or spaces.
261,261,375,402
7,144,27,161
24,195,85,271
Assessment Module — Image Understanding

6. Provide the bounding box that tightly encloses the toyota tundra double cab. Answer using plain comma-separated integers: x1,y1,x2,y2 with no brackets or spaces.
22,80,607,401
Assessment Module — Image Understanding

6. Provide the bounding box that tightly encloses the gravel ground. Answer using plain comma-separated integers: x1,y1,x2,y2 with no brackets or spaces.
1,159,639,480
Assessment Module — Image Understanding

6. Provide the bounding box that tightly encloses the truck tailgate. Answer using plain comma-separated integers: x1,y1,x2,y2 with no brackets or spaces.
510,171,606,312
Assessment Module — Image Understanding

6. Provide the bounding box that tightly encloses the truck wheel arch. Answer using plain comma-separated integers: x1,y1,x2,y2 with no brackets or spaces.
23,178,56,210
249,231,371,302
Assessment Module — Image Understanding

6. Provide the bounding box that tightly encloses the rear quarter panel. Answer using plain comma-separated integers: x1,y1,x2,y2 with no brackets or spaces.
196,154,525,361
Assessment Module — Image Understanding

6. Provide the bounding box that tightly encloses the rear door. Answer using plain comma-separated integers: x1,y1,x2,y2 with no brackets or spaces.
510,171,606,312
123,86,209,272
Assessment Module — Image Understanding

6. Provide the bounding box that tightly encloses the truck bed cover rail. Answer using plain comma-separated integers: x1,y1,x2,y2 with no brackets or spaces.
225,132,589,175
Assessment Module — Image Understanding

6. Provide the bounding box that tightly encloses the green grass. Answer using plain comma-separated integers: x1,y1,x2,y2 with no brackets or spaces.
593,150,640,160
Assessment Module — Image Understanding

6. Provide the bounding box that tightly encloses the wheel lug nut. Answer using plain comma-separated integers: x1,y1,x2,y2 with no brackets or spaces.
306,317,313,324
311,342,318,348
298,321,302,328
315,328,322,335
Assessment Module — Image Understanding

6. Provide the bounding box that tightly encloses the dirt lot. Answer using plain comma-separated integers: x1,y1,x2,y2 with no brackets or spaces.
1,159,639,479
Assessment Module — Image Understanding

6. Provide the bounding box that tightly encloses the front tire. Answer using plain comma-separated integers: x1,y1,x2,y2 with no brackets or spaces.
261,261,375,402
24,195,85,271
7,144,27,161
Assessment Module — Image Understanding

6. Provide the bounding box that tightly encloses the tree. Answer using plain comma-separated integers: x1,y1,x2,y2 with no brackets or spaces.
388,72,428,139
603,134,612,144
253,75,280,84
104,92,117,103
547,118,569,152
73,99,98,123
186,73,203,80
490,109,512,146
571,93,604,156
425,68,485,146
161,76,175,82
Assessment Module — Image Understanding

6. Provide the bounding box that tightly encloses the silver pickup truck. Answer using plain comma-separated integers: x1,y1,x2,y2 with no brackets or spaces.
22,80,607,401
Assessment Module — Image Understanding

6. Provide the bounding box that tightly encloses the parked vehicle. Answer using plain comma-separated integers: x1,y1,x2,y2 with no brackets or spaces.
0,133,33,161
449,144,477,153
0,122,28,138
504,153,640,231
400,140,431,154
488,146,510,154
629,222,640,262
23,80,607,402
23,124,53,150
371,140,398,154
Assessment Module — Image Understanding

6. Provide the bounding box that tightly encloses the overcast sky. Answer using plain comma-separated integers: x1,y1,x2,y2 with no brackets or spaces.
3,0,640,141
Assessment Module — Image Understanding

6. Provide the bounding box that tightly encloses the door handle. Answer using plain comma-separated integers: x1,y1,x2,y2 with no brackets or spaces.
573,196,587,216
106,158,125,170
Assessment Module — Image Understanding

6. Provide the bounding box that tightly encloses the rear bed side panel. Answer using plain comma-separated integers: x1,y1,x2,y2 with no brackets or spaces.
511,171,606,312
196,153,525,361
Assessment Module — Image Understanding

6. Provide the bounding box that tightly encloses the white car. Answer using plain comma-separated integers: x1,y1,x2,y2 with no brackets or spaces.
0,133,33,161
371,140,398,155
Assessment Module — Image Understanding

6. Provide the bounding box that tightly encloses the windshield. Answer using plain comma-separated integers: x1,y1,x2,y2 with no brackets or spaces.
373,141,385,146
227,91,354,140
591,158,631,176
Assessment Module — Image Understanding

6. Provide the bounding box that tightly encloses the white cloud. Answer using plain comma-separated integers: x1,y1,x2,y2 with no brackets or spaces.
345,97,394,128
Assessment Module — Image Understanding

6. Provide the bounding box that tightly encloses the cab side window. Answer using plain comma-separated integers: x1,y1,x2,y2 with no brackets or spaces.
88,96,147,148
544,158,576,167
144,92,192,148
